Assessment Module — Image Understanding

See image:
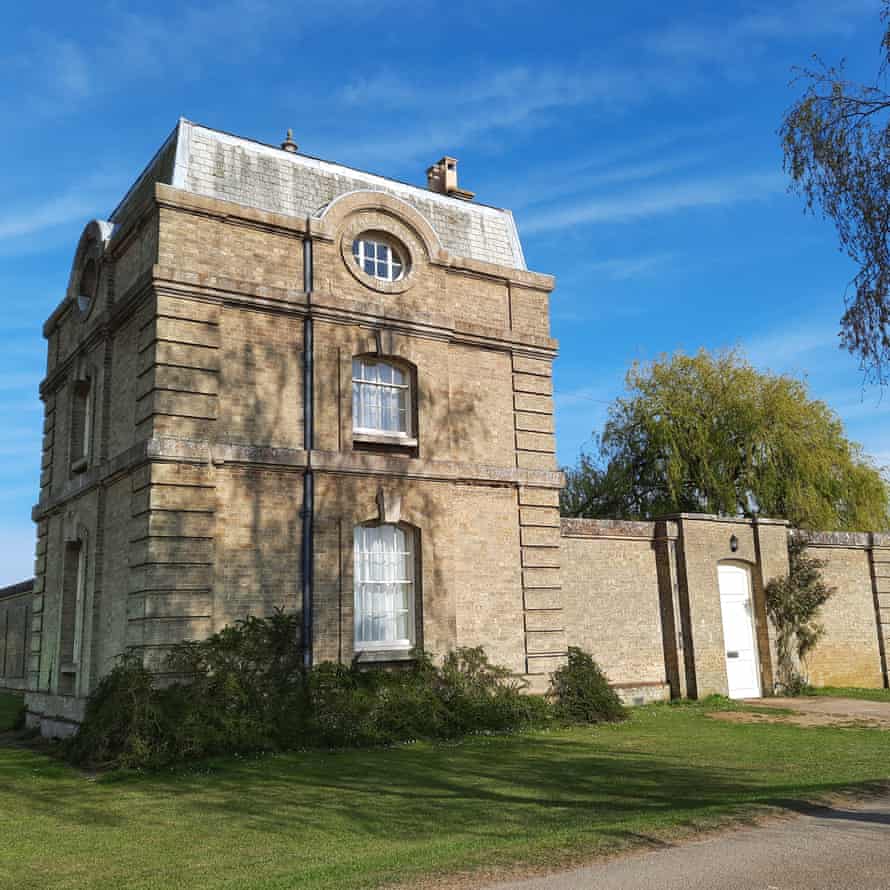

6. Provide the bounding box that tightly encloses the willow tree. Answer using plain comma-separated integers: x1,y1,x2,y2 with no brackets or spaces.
781,1,890,382
561,349,889,531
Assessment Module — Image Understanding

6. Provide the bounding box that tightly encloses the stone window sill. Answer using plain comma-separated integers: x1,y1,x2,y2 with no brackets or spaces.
354,648,416,664
353,432,417,448
70,457,88,474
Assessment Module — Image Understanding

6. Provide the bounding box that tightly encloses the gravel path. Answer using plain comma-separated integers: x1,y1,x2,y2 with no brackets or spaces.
484,792,890,890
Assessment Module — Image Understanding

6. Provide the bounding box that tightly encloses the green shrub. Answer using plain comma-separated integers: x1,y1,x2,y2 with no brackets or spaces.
66,618,551,769
436,647,549,735
549,647,625,723
302,648,546,748
65,654,171,768
164,609,308,753
0,693,26,732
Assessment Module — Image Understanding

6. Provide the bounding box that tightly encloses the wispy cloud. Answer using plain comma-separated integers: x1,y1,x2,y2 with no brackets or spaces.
552,253,676,321
645,0,880,65
102,0,292,78
510,154,710,213
586,252,675,281
0,193,102,242
49,37,91,100
0,171,122,244
331,63,696,163
522,170,783,233
743,321,841,371
3,0,306,120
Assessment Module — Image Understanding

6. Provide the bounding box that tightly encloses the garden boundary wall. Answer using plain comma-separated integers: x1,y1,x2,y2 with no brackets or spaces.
0,580,33,693
560,517,888,700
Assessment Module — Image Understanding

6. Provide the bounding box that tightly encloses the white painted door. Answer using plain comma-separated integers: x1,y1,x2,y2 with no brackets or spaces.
718,564,762,699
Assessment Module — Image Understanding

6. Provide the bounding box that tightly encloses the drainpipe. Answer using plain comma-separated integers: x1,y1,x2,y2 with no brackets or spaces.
301,232,314,667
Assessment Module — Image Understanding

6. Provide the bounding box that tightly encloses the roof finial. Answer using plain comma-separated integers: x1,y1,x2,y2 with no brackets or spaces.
281,128,298,153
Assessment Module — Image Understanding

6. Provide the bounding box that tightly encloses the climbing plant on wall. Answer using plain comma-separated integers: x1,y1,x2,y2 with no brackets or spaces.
764,538,835,691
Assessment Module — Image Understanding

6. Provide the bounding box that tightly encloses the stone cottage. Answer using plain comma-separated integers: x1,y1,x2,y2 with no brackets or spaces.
7,120,887,736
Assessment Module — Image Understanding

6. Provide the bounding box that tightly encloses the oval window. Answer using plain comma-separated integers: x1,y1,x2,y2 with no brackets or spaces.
77,258,99,315
352,235,405,283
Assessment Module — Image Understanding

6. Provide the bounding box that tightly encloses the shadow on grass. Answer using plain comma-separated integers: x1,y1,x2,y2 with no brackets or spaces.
2,722,887,853
774,798,890,827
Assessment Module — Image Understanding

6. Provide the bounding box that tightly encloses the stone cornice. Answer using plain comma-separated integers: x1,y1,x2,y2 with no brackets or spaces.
155,183,310,236
156,182,553,290
149,267,559,356
33,437,564,519
310,449,564,487
39,279,154,397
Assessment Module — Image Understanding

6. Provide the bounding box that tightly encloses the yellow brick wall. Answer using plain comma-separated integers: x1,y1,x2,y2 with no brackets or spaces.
802,545,884,688
560,534,668,687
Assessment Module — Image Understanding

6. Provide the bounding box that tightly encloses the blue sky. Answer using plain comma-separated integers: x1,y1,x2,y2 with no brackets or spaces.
1,0,887,584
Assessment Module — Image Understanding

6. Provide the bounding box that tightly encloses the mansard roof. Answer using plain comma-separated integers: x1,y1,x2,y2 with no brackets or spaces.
110,118,526,271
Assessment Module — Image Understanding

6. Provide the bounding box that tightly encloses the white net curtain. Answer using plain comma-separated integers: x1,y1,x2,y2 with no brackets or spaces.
352,359,410,435
354,523,414,648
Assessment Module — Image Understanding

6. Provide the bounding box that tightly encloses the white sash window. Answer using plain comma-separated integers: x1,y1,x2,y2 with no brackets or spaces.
352,359,410,436
354,523,415,650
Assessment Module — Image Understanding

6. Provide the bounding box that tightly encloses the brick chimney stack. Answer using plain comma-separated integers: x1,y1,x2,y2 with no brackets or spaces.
426,157,475,201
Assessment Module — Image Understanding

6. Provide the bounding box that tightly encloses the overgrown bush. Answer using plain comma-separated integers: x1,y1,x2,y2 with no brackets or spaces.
0,693,26,733
65,654,172,768
164,609,308,753
65,618,554,769
549,647,625,724
765,538,835,691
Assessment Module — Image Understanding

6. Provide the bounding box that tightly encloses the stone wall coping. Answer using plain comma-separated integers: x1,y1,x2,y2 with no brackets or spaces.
559,515,886,550
560,518,659,540
663,512,790,526
795,529,890,549
558,513,805,539
0,579,34,601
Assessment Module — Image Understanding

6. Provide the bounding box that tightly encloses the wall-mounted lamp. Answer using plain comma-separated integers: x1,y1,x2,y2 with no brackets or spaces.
730,534,739,553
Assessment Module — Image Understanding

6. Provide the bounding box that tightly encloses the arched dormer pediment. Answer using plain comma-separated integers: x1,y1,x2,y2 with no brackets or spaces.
66,220,115,317
316,190,444,259
315,191,446,296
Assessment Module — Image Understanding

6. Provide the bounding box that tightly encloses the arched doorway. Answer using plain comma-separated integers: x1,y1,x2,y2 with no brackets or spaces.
718,562,762,699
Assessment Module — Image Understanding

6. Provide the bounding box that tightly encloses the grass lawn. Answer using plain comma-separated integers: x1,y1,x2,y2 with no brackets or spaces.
1,695,888,890
806,686,890,703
